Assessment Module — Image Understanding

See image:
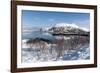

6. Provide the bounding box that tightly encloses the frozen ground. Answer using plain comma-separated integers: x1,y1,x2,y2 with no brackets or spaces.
21,39,90,63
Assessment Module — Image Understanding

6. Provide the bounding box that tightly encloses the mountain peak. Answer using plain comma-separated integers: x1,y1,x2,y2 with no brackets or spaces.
55,23,79,28
54,23,89,32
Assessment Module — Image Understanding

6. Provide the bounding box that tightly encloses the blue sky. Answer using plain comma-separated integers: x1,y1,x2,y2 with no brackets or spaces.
22,10,90,29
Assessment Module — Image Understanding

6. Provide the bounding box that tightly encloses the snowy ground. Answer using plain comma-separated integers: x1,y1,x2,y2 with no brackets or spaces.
21,39,90,63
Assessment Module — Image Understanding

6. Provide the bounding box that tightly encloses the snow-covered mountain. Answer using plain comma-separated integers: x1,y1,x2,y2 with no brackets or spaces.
55,23,79,28
55,23,89,31
48,23,89,34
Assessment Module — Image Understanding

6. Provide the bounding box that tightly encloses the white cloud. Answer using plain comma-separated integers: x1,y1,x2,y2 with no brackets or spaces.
48,18,55,22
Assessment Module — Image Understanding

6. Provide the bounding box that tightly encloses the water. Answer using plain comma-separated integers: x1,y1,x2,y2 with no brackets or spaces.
22,31,56,42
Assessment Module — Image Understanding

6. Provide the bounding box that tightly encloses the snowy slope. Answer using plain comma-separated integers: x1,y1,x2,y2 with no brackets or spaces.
54,23,89,32
55,23,79,28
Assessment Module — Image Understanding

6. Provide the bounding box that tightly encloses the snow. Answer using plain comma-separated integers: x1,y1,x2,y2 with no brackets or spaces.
63,46,90,60
54,23,89,32
55,23,79,28
22,39,30,48
79,27,89,32
21,39,90,63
